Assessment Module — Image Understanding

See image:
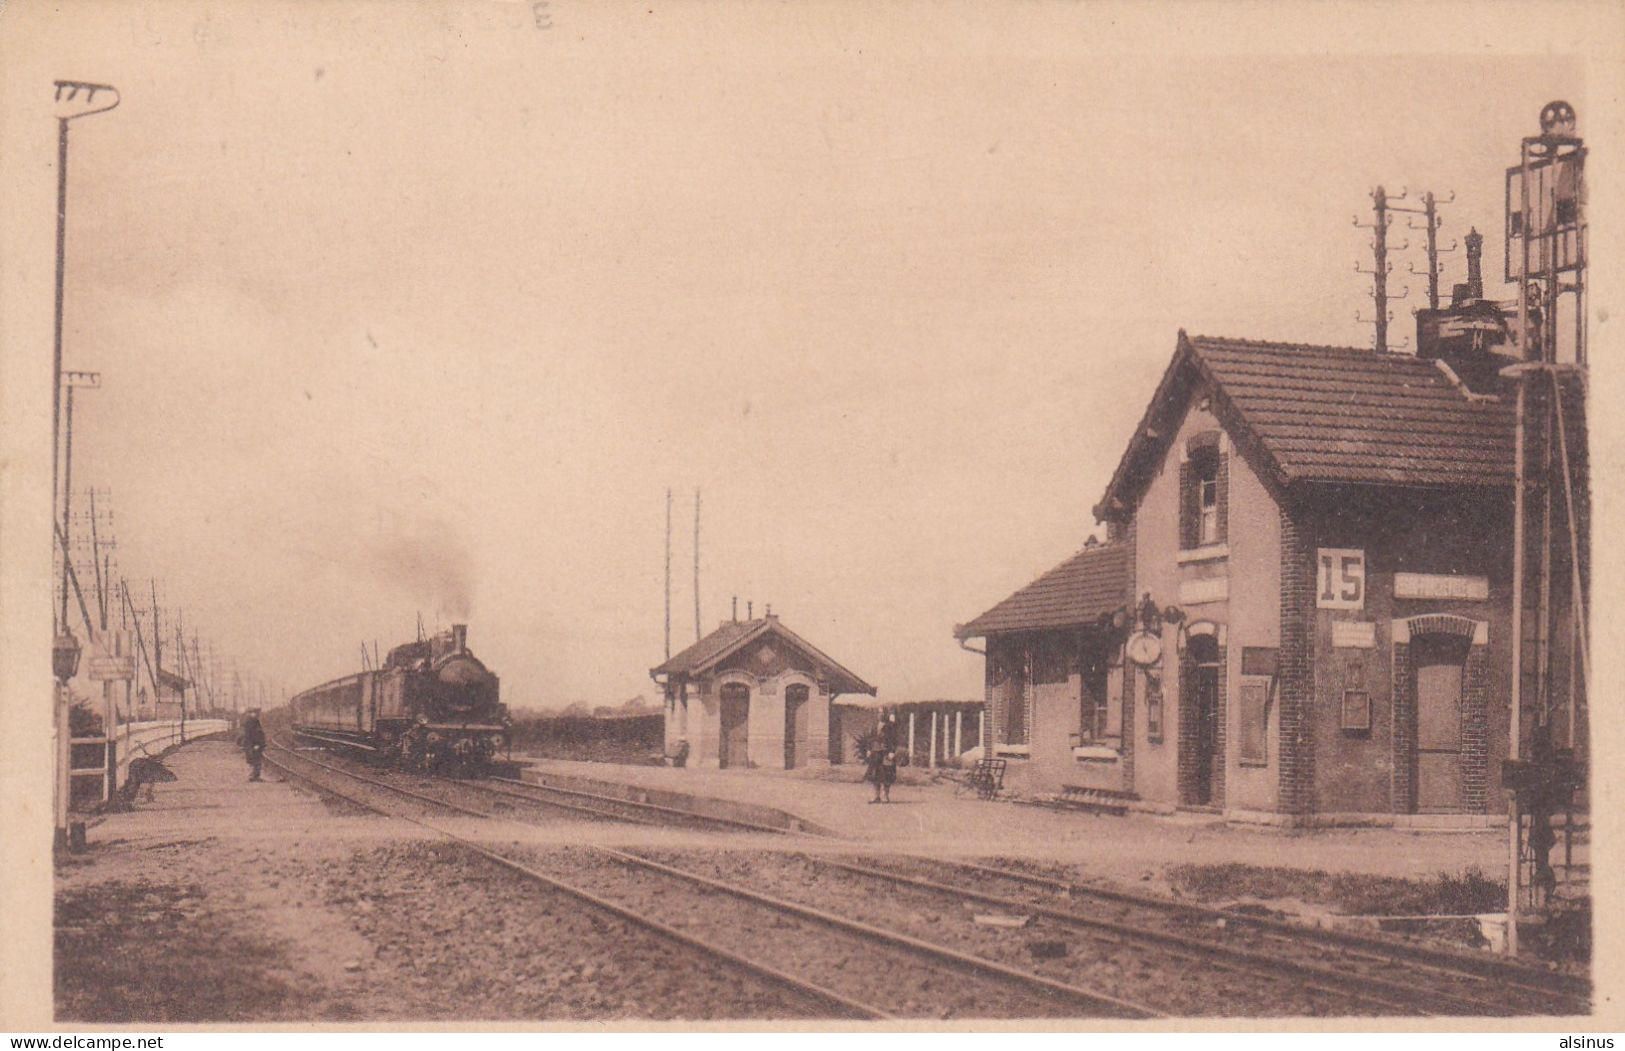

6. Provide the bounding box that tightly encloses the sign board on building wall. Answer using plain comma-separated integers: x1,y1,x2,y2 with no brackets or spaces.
1317,548,1365,610
1331,621,1377,648
1178,576,1228,606
1393,572,1489,601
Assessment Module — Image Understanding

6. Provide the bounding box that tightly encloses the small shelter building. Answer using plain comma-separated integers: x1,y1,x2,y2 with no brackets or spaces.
153,668,190,721
652,613,876,770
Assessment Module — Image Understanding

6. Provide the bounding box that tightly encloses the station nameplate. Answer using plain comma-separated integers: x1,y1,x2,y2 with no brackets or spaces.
1331,621,1376,649
1393,572,1489,601
88,655,135,681
1178,576,1228,606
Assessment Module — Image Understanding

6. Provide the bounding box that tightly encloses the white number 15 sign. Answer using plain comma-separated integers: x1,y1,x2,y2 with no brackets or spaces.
1317,548,1365,609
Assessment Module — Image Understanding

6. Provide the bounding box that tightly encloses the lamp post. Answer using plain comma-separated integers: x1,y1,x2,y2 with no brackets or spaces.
50,80,118,852
53,629,82,849
51,81,119,535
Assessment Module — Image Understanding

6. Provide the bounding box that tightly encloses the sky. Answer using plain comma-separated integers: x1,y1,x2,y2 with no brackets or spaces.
0,1,1601,711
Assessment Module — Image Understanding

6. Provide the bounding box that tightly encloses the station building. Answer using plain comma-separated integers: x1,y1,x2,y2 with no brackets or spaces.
653,613,876,770
957,323,1585,826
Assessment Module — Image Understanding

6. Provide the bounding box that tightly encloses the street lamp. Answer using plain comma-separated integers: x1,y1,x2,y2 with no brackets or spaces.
51,80,118,852
53,630,82,684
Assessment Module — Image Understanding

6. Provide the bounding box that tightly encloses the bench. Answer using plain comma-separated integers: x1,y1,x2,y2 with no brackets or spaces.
958,758,1007,800
1055,783,1138,817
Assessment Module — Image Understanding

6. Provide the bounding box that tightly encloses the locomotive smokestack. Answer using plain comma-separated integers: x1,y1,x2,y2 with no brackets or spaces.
452,623,468,654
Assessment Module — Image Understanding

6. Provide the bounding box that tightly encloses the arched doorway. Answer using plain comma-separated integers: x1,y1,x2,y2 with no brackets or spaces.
1412,633,1471,812
784,683,809,769
719,683,750,769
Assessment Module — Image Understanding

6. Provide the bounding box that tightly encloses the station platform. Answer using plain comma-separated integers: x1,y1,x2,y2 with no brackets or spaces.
78,740,1513,890
76,738,420,848
515,756,1509,885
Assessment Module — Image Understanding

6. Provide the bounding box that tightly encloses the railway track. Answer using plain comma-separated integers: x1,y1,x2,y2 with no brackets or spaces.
480,774,806,836
265,743,878,1019
273,737,1587,1018
285,730,799,835
908,856,1591,1016
266,741,1163,1020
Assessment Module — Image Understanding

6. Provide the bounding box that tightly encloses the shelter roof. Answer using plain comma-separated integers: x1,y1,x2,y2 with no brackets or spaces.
955,541,1131,639
651,615,876,696
156,668,191,691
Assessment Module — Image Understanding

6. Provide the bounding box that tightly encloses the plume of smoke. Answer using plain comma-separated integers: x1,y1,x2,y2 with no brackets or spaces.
363,515,474,620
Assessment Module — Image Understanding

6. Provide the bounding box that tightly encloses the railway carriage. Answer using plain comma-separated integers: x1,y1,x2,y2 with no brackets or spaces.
292,623,509,773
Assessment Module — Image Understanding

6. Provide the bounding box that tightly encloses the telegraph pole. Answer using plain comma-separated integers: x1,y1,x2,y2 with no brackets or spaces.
1354,186,1409,352
1397,190,1457,310
664,488,673,660
693,488,702,643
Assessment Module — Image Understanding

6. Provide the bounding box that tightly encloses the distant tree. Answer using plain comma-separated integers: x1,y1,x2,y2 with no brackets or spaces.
69,702,104,737
559,701,591,718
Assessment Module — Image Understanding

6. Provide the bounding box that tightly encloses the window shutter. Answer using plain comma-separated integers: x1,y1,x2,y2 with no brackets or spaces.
1179,460,1196,549
1216,452,1229,544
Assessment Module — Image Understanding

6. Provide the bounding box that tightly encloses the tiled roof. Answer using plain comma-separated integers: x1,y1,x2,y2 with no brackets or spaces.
652,619,763,678
1192,335,1517,487
156,667,191,691
1096,332,1527,518
651,617,876,696
956,541,1130,639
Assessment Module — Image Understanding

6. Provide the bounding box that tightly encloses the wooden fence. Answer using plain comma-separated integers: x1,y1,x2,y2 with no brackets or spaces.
68,718,230,806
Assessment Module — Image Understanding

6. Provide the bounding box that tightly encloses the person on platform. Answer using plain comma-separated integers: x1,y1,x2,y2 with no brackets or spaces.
865,711,898,804
241,708,267,782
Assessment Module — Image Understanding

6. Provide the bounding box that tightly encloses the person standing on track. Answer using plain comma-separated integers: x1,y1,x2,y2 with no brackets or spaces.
241,708,267,782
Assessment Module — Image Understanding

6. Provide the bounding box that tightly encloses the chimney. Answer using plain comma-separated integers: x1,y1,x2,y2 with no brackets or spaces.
747,600,754,620
1464,228,1483,300
451,624,468,654
732,596,738,621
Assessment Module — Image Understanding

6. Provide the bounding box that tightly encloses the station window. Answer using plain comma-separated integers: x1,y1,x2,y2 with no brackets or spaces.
1181,437,1225,550
1033,638,1069,685
1341,661,1371,733
1076,653,1112,745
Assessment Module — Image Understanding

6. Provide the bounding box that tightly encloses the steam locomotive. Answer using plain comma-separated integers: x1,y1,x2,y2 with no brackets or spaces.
291,624,509,773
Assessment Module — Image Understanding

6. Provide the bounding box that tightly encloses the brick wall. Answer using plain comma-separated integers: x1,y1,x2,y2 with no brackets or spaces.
1214,646,1227,808
1391,642,1414,812
1121,518,1137,793
1277,506,1316,819
1463,645,1490,813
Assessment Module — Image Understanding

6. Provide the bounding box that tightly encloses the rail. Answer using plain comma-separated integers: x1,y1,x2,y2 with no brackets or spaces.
267,741,1163,1019
67,718,230,804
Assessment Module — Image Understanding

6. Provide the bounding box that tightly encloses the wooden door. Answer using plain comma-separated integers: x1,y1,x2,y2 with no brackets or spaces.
783,684,808,769
720,684,750,769
1187,635,1221,806
1414,636,1468,811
